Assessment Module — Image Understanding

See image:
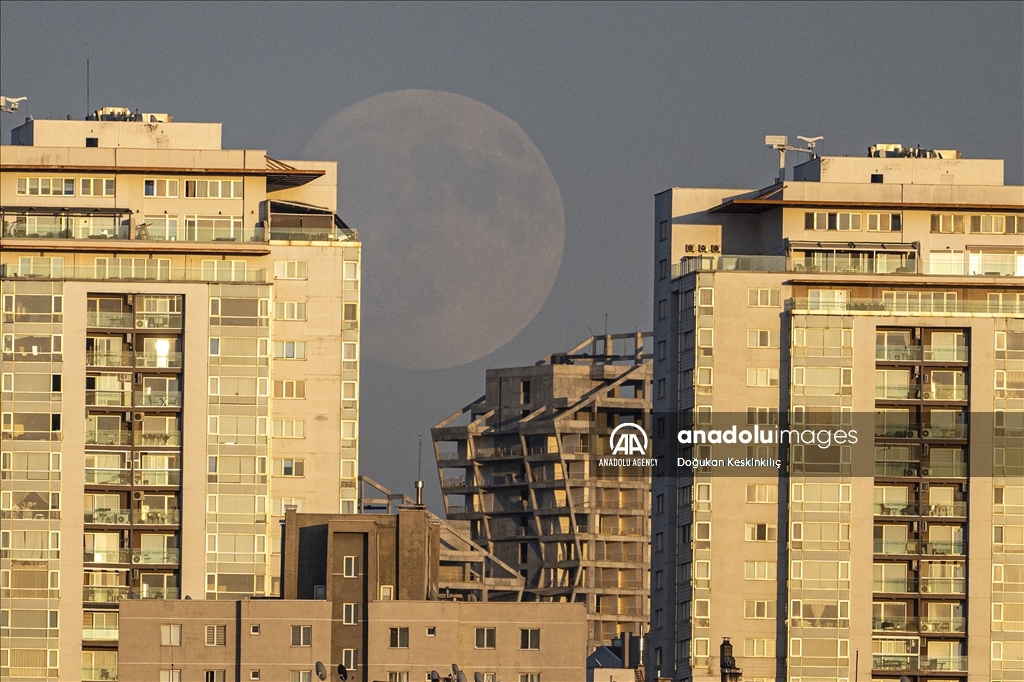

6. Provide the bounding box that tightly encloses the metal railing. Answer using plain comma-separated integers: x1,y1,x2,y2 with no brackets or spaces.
792,298,1024,314
84,430,132,446
85,468,132,485
139,586,180,599
919,577,966,593
676,254,1022,279
133,469,181,486
84,509,132,525
3,263,267,283
134,391,183,407
83,585,129,603
133,509,181,525
81,666,119,681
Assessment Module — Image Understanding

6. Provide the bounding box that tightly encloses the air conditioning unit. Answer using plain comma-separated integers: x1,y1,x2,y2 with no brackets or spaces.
133,412,144,421
136,320,146,328
923,392,931,399
132,555,142,564
115,513,130,524
922,467,931,476
132,491,144,501
921,429,932,438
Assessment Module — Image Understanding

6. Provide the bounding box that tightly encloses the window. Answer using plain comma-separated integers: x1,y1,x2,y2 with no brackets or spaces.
291,625,312,646
273,459,305,477
343,556,359,577
657,299,666,320
696,367,713,386
744,561,776,580
656,340,666,361
658,220,668,241
475,627,496,649
161,624,182,646
205,624,227,646
273,380,306,399
251,625,261,635
273,341,306,359
387,674,409,682
380,585,394,600
389,627,409,648
275,261,307,279
970,214,1007,234
746,368,779,387
274,301,307,320
657,378,666,399
343,603,359,625
272,419,305,438
746,407,779,425
80,178,115,196
160,672,183,682
744,638,775,657
748,288,781,307
185,179,243,198
519,675,541,682
250,672,261,681
205,673,226,682
747,329,780,348
16,177,75,196
746,523,777,542
291,673,313,682
746,484,778,503
871,173,883,184
144,178,179,198
658,259,668,279
209,338,220,356
426,626,436,636
867,213,900,231
805,212,827,230
520,628,540,650
744,600,776,619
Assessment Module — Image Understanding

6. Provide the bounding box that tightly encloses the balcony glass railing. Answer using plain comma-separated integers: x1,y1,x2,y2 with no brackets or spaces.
922,540,965,555
81,666,119,681
919,577,966,594
133,469,181,486
874,425,967,440
84,509,132,525
874,461,920,477
86,312,134,328
134,432,181,447
83,627,119,641
131,548,180,564
920,656,967,672
873,655,917,671
83,585,129,603
84,549,130,564
132,509,181,525
793,298,1024,314
135,312,183,329
2,263,267,283
923,387,967,400
873,617,915,632
873,502,918,516
874,539,919,554
1,214,127,239
85,468,132,485
85,351,133,367
922,463,967,477
923,346,969,361
86,390,130,407
919,617,966,633
876,386,919,399
923,502,967,517
133,391,182,407
134,352,183,368
676,254,1024,279
921,425,968,439
873,578,916,593
139,586,179,600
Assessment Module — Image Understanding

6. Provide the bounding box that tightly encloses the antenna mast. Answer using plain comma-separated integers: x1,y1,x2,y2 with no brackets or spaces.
415,435,424,506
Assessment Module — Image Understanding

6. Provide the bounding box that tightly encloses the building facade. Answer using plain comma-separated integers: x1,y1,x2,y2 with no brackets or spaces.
432,334,652,650
649,146,1023,682
0,108,362,681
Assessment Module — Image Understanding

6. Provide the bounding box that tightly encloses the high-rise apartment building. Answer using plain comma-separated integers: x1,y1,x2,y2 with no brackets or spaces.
0,107,361,681
432,334,652,651
650,145,1023,682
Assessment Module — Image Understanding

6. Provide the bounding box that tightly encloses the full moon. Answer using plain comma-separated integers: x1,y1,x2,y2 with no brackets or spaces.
305,90,565,370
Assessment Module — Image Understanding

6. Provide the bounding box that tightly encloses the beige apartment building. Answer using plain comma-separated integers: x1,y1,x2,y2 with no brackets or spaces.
650,145,1023,682
432,334,652,651
0,107,362,681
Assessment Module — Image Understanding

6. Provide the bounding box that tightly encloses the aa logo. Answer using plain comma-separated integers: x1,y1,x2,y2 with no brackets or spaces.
610,423,649,456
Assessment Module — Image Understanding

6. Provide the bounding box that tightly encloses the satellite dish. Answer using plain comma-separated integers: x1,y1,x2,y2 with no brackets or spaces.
475,673,484,682
337,663,348,681
315,662,327,681
456,673,467,682
899,677,911,682
429,672,440,682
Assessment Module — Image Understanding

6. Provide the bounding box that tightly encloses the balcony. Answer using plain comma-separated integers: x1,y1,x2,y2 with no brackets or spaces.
86,390,130,407
876,385,919,399
874,539,919,555
87,312,134,328
133,468,181,486
923,387,967,400
2,262,268,283
922,540,965,555
921,656,967,672
919,577,966,594
874,425,967,440
873,655,917,672
923,502,967,517
85,468,132,485
135,352,183,368
83,627,119,641
86,351,133,368
920,617,966,633
874,461,920,477
84,549,130,564
873,617,915,632
135,311,183,330
792,298,1024,314
133,391,183,407
85,429,132,446
874,502,918,516
923,463,967,477
1,213,127,240
83,585,129,603
85,509,132,525
921,425,967,439
131,548,180,564
134,432,181,447
139,586,179,600
873,578,916,593
132,509,181,525
81,666,118,681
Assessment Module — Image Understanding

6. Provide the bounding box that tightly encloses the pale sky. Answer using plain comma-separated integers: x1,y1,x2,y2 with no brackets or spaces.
2,1,1021,511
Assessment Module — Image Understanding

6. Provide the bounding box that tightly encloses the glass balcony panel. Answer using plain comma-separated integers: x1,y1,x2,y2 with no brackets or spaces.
921,425,968,440
872,655,918,671
85,390,130,406
872,616,915,632
84,549,130,564
873,502,918,516
81,666,119,681
131,548,180,564
135,311,183,329
138,586,179,600
85,351,133,368
922,463,967,477
919,617,965,633
84,468,132,485
84,509,132,524
86,312,134,328
921,540,965,555
921,656,967,671
133,391,182,407
919,577,966,594
133,469,181,486
873,539,919,555
875,345,922,361
134,352,183,368
83,627,119,641
872,578,917,593
83,585,129,603
132,509,181,525
924,502,967,516
923,346,969,361
134,432,181,447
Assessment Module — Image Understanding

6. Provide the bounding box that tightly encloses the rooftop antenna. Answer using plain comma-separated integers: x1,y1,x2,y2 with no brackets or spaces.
87,56,90,116
415,435,424,506
764,135,823,182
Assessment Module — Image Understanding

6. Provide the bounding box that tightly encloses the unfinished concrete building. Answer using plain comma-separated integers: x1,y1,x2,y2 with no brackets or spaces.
432,333,653,650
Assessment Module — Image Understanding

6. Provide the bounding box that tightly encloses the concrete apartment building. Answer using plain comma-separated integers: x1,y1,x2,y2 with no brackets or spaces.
649,143,1023,682
432,334,653,651
0,107,362,681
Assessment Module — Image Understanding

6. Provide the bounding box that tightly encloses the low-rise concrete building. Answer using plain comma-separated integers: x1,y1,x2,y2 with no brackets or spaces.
366,600,587,682
118,598,333,682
